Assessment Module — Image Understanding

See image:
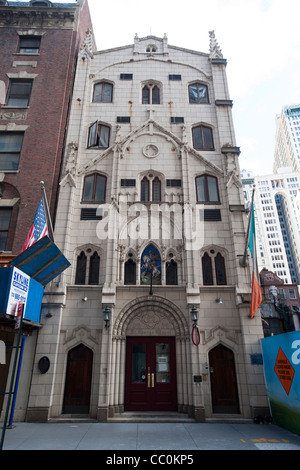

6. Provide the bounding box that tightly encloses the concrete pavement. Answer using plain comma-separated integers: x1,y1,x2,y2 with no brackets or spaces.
1,421,300,451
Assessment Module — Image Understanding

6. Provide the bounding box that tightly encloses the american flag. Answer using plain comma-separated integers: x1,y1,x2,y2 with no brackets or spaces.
21,197,48,253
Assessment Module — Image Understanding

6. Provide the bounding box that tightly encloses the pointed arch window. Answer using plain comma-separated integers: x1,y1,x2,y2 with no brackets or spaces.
202,252,213,285
166,259,178,285
201,250,227,286
142,83,160,104
152,176,161,202
75,249,101,285
140,244,161,285
88,121,110,149
141,176,150,202
141,175,162,202
124,258,136,285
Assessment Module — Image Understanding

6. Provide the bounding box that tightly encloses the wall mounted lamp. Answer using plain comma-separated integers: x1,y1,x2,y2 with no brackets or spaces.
216,298,223,304
104,306,111,329
191,305,199,326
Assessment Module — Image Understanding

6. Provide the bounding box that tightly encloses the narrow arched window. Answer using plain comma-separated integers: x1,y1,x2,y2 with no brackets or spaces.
124,258,136,285
152,177,161,202
215,252,227,285
142,83,160,104
75,251,87,285
142,86,150,104
192,125,214,150
202,252,213,285
166,259,178,285
88,251,100,285
141,176,150,202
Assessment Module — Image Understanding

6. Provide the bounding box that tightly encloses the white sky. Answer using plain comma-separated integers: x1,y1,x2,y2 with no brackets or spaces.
28,1,300,176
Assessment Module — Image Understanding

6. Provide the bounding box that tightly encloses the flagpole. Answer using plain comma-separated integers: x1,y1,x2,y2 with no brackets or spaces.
40,181,54,242
239,185,255,267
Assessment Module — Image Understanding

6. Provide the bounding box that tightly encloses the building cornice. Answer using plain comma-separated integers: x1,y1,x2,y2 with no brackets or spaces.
0,6,76,29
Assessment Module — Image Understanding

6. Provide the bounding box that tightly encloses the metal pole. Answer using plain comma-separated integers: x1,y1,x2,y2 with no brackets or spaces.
239,186,255,267
0,305,24,450
8,335,26,428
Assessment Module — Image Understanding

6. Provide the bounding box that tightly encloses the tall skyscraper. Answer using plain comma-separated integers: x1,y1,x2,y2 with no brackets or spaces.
274,105,300,173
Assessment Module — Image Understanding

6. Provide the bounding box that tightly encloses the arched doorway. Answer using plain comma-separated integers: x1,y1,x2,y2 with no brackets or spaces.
209,344,240,413
63,344,93,414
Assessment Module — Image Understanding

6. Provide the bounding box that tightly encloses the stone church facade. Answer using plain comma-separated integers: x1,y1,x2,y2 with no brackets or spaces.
27,32,268,422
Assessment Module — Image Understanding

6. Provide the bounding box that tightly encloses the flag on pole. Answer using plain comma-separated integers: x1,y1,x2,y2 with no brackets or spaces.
249,195,262,319
20,197,48,253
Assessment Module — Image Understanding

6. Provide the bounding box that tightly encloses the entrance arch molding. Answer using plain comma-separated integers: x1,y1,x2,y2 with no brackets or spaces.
113,295,188,338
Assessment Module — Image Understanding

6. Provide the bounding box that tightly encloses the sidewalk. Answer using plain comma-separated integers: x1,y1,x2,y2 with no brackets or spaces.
1,421,300,451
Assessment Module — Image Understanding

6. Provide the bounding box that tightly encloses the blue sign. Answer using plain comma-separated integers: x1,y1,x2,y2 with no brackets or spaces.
261,331,300,436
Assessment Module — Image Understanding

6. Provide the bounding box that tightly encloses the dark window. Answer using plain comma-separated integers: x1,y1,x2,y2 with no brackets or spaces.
192,125,214,150
0,132,24,170
121,179,136,187
200,209,222,221
93,82,113,103
0,208,12,251
196,175,219,203
169,74,181,80
88,252,100,285
152,177,161,202
170,117,184,123
189,83,209,104
88,121,110,148
124,258,136,285
166,259,178,285
117,116,130,123
202,252,213,285
142,86,150,104
82,174,106,202
166,179,181,187
75,251,87,285
120,74,133,80
6,80,32,106
18,36,41,54
141,176,150,202
215,252,227,285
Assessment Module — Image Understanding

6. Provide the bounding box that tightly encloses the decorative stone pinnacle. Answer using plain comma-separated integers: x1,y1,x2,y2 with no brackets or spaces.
209,30,223,59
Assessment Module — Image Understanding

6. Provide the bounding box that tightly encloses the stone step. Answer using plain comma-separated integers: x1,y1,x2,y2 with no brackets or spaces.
107,412,195,423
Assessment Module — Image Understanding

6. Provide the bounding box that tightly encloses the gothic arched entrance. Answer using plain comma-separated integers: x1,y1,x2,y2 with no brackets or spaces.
209,344,240,413
62,344,93,414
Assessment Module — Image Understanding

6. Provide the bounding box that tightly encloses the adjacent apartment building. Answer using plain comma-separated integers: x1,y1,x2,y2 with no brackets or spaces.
25,32,268,423
0,0,93,421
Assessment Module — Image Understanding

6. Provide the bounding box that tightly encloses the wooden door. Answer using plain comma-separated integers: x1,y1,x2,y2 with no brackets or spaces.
209,344,240,413
63,344,93,414
125,337,177,411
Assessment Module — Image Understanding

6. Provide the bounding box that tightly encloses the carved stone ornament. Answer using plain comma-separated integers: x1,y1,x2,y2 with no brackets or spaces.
143,144,159,158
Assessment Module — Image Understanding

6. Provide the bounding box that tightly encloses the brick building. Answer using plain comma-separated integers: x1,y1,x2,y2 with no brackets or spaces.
28,32,269,423
0,0,93,421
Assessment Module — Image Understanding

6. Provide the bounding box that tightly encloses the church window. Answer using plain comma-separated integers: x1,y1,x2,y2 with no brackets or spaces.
202,250,227,285
93,82,113,103
141,176,162,202
196,174,219,203
124,258,136,285
166,259,178,285
142,84,160,104
189,83,209,104
88,121,110,148
82,173,106,203
75,249,100,285
192,125,214,150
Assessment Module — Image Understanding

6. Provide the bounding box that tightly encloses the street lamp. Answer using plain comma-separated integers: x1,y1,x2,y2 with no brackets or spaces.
191,305,199,326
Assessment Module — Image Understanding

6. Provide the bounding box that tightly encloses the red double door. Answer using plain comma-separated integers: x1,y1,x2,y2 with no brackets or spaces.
125,337,177,411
